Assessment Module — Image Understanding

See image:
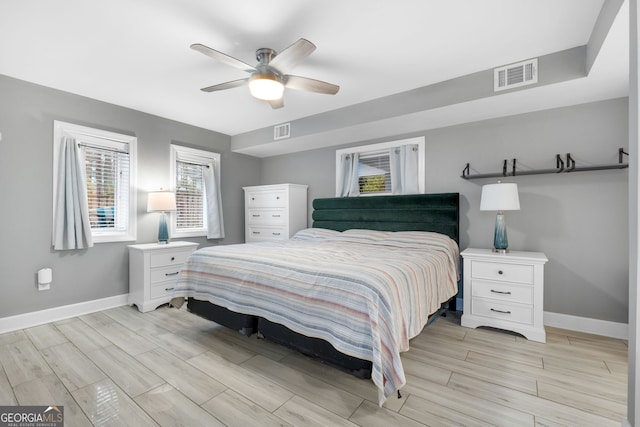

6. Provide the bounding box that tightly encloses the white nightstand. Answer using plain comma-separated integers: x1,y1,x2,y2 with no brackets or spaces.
460,248,548,343
128,241,199,312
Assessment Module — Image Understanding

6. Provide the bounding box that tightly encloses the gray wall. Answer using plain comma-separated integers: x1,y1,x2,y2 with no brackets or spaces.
260,98,629,324
0,74,260,318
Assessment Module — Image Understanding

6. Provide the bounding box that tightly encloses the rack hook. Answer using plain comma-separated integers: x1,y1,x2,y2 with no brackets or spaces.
462,163,470,178
620,148,629,164
556,154,565,172
566,153,575,172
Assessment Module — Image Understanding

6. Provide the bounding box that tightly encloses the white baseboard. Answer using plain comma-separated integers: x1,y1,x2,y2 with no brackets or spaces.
544,311,629,340
0,294,128,334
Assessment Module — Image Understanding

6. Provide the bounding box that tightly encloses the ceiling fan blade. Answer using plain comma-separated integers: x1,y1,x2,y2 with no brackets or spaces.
284,75,339,95
269,38,316,73
268,98,284,109
200,78,248,92
190,43,256,73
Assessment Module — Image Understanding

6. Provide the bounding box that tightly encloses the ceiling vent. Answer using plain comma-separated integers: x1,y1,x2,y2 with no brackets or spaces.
273,122,291,140
494,58,538,92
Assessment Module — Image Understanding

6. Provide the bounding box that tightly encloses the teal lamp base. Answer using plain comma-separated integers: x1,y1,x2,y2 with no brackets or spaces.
493,211,509,253
158,212,169,244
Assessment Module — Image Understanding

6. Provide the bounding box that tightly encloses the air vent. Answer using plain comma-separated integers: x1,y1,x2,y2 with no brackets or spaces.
494,58,538,92
273,123,291,140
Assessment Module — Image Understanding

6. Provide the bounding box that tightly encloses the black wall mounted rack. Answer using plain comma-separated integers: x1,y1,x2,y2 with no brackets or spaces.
461,148,628,180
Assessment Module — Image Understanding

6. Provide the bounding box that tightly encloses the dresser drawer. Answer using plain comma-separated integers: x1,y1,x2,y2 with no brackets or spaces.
150,265,183,284
472,280,533,305
471,260,533,284
246,190,287,208
471,298,533,325
150,250,192,268
247,226,288,241
150,281,178,299
246,208,286,225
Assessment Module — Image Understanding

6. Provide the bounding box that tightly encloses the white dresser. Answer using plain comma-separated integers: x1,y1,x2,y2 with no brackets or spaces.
128,241,199,312
243,183,308,243
461,248,548,343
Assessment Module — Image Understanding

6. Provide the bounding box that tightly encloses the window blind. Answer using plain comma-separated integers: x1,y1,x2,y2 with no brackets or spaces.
175,161,206,230
358,150,391,193
83,145,130,231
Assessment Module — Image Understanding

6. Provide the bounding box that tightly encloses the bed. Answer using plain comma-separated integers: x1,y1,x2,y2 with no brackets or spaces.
175,193,460,404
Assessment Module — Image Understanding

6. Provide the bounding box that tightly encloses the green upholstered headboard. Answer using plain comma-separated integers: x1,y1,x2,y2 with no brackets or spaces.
312,193,459,243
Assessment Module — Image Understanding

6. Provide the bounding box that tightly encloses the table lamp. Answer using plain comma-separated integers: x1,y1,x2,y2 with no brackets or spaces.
480,181,520,253
147,191,176,243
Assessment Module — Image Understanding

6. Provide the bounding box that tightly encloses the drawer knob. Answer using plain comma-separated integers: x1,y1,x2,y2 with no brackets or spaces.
171,256,175,261
273,232,281,236
253,231,260,235
252,214,260,217
491,289,512,295
498,270,503,275
165,272,179,277
252,197,255,201
276,196,280,199
165,287,175,291
272,214,281,218
490,308,511,315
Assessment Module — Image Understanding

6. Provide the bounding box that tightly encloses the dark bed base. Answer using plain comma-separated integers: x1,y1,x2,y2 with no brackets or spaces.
188,297,448,380
187,297,373,377
257,317,373,378
187,298,257,336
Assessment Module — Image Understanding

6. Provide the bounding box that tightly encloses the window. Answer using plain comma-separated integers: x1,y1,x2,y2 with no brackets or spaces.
53,121,137,243
335,136,425,196
170,145,221,238
358,150,392,194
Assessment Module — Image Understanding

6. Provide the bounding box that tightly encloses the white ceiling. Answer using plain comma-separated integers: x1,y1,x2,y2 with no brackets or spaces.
0,0,628,138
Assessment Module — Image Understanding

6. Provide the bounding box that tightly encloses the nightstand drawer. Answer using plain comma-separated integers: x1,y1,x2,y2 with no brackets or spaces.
150,281,178,299
246,208,286,225
150,250,192,268
471,260,533,284
472,280,533,305
246,190,287,208
246,226,288,241
471,298,533,324
150,265,183,284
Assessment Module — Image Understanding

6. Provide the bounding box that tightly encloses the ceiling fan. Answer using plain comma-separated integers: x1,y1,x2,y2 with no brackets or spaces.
191,38,339,109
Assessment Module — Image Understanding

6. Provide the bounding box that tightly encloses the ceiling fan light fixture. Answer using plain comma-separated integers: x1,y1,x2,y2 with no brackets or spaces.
249,73,284,101
192,39,338,108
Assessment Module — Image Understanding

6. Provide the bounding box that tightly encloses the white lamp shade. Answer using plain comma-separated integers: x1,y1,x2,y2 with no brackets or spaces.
147,191,176,212
480,182,520,211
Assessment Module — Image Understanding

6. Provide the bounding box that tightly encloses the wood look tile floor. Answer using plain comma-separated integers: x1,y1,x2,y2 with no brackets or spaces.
0,305,628,426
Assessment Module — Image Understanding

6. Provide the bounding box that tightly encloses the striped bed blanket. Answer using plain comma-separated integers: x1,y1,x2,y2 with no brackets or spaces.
175,228,459,404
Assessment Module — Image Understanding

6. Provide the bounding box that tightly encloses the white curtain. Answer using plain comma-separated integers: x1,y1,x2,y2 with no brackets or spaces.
336,152,360,197
53,136,93,250
390,144,419,194
203,161,225,239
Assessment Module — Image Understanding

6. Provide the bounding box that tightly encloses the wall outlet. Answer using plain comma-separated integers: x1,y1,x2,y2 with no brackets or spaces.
38,283,50,291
